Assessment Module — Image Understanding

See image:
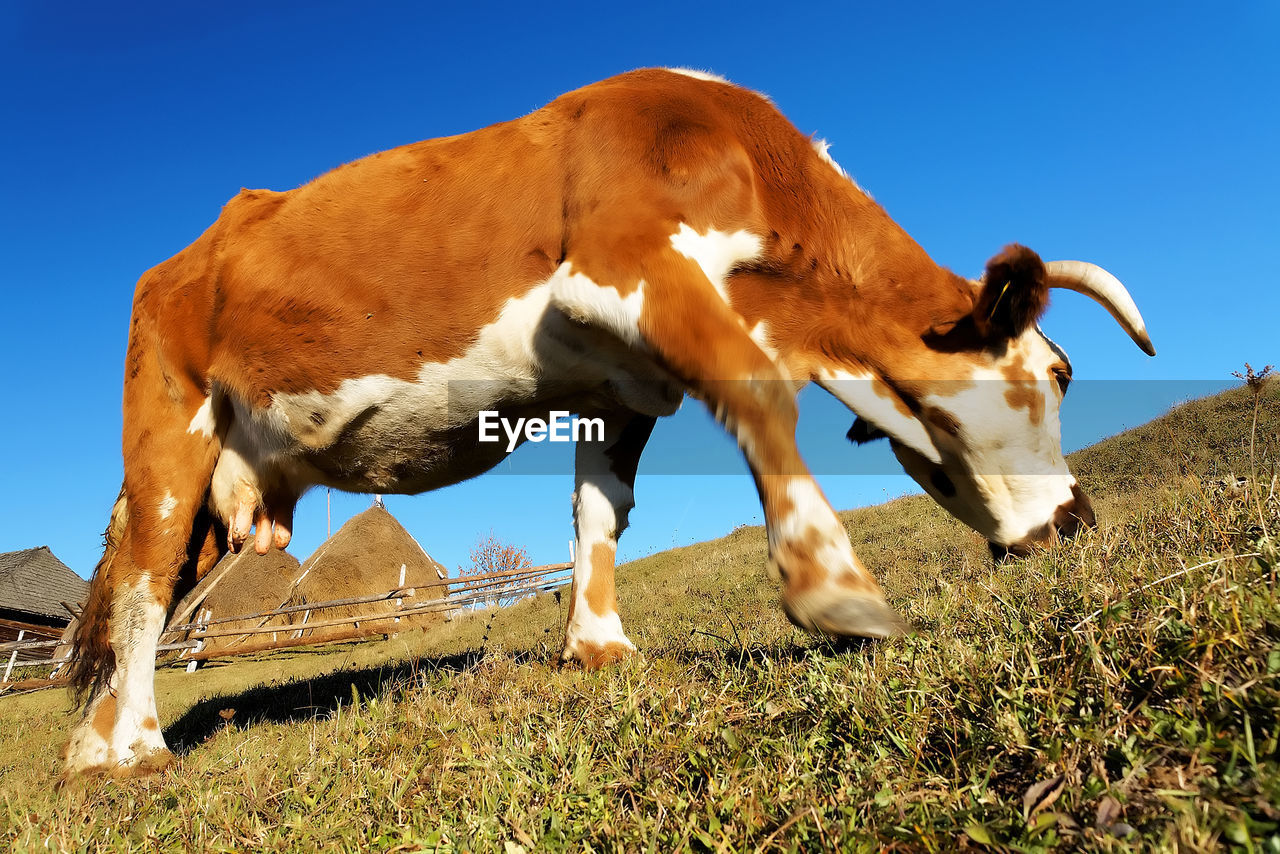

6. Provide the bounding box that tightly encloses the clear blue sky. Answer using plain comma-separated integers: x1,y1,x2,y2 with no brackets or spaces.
1,2,1276,579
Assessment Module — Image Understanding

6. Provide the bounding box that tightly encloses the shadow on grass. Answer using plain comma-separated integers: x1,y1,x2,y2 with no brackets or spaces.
655,634,881,667
163,635,879,754
163,647,541,754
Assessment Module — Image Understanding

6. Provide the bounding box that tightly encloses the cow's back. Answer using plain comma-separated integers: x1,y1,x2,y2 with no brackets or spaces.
136,68,830,409
199,113,570,406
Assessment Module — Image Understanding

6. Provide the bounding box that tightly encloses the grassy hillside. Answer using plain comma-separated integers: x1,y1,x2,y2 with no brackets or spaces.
2,382,1277,852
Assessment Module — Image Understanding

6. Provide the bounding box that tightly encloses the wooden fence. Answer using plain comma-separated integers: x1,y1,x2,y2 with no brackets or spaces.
0,561,572,695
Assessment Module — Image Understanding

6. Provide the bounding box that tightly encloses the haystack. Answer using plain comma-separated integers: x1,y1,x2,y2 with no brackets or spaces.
163,547,303,655
285,503,450,642
161,503,448,655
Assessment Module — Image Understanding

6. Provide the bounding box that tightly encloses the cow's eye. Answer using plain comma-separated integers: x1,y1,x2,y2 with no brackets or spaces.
1053,367,1072,395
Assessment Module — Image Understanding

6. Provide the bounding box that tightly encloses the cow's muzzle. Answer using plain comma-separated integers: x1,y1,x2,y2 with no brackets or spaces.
989,483,1096,563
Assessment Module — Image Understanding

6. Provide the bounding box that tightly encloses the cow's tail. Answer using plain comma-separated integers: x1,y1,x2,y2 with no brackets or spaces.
67,484,129,703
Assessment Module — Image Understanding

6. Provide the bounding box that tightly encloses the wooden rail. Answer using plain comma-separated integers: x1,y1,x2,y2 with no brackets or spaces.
1,561,572,694
163,562,570,634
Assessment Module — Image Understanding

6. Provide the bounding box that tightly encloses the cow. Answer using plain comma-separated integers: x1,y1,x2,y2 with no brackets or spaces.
63,68,1154,777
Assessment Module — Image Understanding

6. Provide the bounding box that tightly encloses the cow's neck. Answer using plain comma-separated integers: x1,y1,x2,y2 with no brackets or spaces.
730,170,967,380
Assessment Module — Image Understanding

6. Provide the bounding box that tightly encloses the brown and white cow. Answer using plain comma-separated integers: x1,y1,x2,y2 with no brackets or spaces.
64,68,1153,777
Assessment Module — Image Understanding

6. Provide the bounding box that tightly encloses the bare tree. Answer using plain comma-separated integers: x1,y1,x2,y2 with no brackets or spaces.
459,533,534,608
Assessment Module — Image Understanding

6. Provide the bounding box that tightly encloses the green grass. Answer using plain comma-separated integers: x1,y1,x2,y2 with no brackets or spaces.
2,384,1278,852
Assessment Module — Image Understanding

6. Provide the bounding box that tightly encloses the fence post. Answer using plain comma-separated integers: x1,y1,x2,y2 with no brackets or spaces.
395,564,405,624
185,610,208,673
3,630,24,682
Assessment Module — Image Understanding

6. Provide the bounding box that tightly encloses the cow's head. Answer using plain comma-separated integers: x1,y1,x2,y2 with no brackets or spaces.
815,244,1154,558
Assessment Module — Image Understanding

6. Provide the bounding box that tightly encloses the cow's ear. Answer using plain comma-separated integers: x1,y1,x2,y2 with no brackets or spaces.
847,417,888,445
974,244,1049,341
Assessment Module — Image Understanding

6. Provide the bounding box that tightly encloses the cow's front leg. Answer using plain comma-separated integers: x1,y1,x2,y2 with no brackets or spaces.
561,412,656,668
633,252,906,640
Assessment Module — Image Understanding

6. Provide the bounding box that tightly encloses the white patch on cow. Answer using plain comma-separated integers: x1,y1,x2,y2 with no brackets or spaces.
187,396,214,437
898,327,1078,545
817,367,942,465
811,138,871,198
420,284,559,387
228,273,676,503
665,67,729,84
106,580,169,762
668,223,763,303
562,563,634,655
548,262,645,347
813,139,846,177
774,478,838,545
749,320,777,359
158,491,178,521
270,283,561,461
575,478,631,544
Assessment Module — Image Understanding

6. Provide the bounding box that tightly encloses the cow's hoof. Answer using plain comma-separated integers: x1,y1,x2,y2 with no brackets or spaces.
61,747,175,783
783,589,909,639
111,746,176,778
560,638,638,670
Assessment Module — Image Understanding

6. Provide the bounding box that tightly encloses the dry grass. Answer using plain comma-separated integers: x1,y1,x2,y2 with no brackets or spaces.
1,384,1277,852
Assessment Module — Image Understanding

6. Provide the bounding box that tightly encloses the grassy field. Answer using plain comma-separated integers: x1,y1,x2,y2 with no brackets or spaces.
2,382,1278,852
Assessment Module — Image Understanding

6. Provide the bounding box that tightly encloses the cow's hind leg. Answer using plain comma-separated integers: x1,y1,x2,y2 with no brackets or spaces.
561,413,655,668
64,363,218,778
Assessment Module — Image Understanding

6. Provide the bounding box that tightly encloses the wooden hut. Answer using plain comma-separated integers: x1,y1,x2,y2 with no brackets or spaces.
0,547,87,659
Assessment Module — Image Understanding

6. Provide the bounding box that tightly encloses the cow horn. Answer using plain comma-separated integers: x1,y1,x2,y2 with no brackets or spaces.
1044,261,1156,356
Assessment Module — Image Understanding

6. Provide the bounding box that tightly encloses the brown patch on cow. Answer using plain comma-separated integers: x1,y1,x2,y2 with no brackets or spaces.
834,569,879,595
772,526,834,596
90,692,117,742
142,716,160,732
871,377,916,418
1002,360,1044,425
567,641,634,670
585,543,618,617
1053,482,1096,538
925,406,961,436
763,476,797,521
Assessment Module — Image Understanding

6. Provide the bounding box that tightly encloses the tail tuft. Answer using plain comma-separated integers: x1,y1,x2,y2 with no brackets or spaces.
67,486,128,702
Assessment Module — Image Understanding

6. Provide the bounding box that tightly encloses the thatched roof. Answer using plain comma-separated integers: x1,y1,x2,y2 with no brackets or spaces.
0,546,87,623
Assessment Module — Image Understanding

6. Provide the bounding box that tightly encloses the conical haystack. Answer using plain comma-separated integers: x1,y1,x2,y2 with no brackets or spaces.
286,504,449,642
156,504,449,656
164,548,303,655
